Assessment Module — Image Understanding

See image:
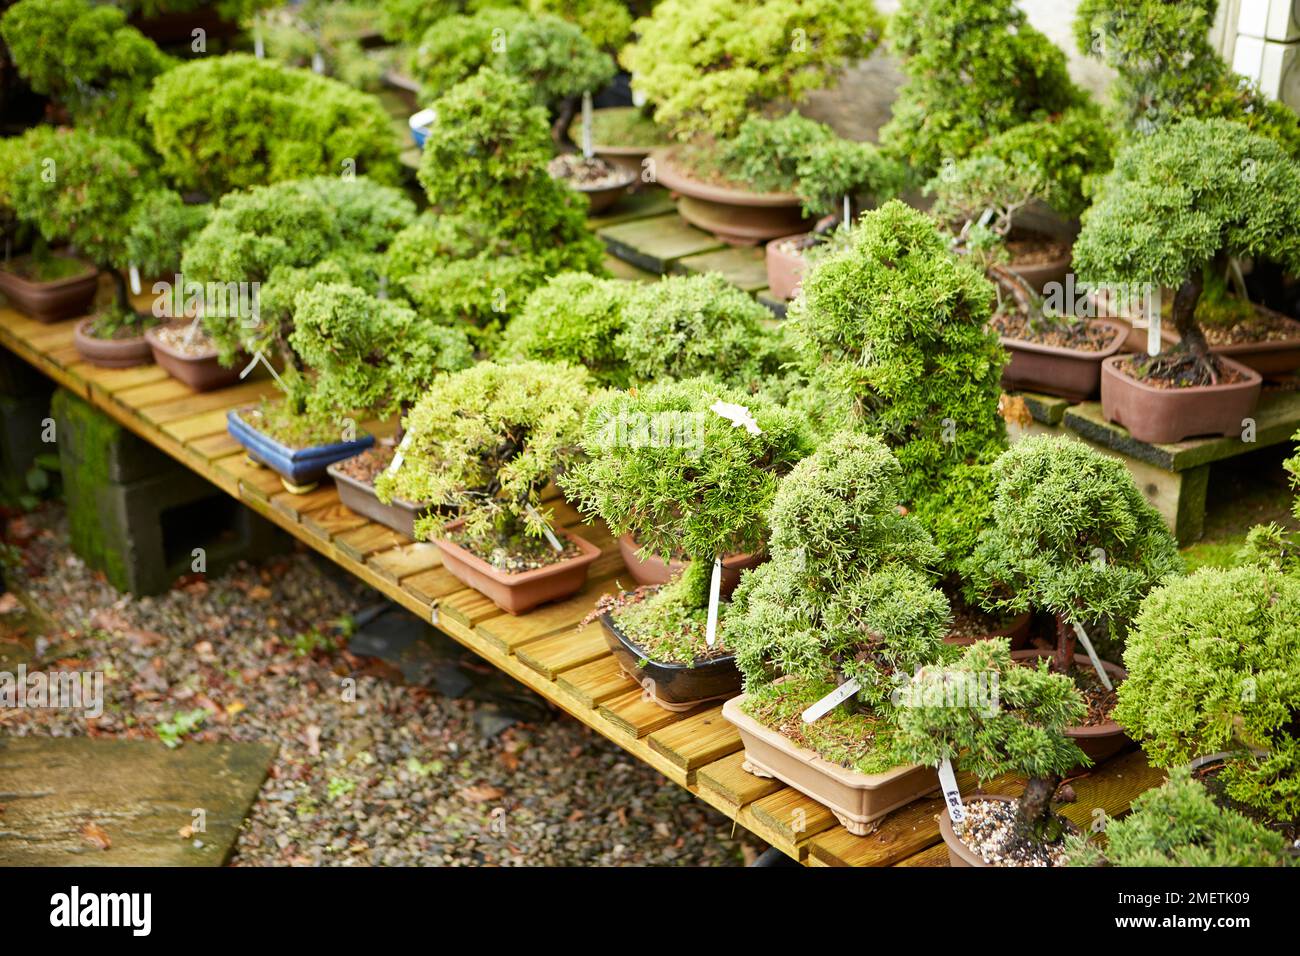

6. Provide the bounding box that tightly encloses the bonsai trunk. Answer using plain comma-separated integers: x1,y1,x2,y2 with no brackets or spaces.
1140,269,1218,386
1052,612,1077,676
552,96,578,151
109,265,131,314
1014,773,1066,844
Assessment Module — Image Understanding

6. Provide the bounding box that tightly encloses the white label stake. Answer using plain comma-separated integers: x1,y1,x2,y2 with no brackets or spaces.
938,757,965,824
1147,310,1162,357
801,678,861,723
384,430,413,478
842,194,851,229
1072,621,1114,692
128,263,141,296
581,92,594,159
526,504,564,553
254,30,265,59
704,556,723,648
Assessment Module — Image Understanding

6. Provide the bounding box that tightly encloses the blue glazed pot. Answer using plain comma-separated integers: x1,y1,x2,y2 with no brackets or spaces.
227,409,373,486
409,108,436,149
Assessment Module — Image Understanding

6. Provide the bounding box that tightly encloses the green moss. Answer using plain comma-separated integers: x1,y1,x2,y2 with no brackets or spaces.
612,563,729,666
581,107,671,149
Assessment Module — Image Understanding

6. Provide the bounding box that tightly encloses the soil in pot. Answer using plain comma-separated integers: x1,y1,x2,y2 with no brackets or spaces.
145,321,243,391
1194,303,1300,379
652,147,810,245
992,309,1126,400
1003,231,1072,295
328,444,439,539
616,534,763,594
74,315,155,368
0,253,99,322
595,606,741,710
1100,352,1261,444
1011,649,1129,764
941,794,1073,867
548,153,637,215
943,590,1032,649
1189,753,1300,845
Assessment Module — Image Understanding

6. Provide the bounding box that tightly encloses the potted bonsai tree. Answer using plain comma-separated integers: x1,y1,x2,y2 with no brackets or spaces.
375,360,601,615
725,432,953,833
1074,119,1300,442
562,377,812,709
292,282,474,536
1115,564,1300,843
896,638,1091,867
146,53,402,198
964,435,1182,762
624,0,883,244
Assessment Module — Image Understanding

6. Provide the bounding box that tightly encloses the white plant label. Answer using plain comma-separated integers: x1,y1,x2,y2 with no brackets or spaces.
704,556,723,647
710,400,761,435
1147,310,1162,357
938,757,965,824
801,678,860,723
384,431,413,477
312,51,325,74
525,504,564,553
581,92,594,159
128,263,141,296
1073,621,1114,691
254,31,264,59
842,194,851,229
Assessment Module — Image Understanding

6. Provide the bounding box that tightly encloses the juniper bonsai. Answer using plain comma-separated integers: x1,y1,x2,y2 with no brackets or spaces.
896,638,1090,846
1237,432,1300,574
621,0,882,140
1115,565,1300,826
382,0,631,52
123,192,210,283
500,272,632,388
1074,118,1300,386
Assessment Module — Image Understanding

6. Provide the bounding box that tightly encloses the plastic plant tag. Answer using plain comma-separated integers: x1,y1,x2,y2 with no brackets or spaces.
704,556,723,647
525,504,564,553
581,92,594,159
1072,621,1114,691
842,194,851,228
181,314,202,348
128,263,141,296
384,431,414,478
801,678,860,723
938,757,965,824
1147,311,1162,357
710,400,761,435
312,51,325,74
254,31,264,58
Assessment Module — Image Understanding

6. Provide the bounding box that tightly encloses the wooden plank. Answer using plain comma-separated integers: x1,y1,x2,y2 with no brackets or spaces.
556,655,635,709
163,407,234,442
893,843,951,867
335,523,410,562
598,213,724,275
188,431,243,461
112,377,194,408
135,379,275,425
301,500,368,539
401,566,466,605
675,245,768,292
80,362,170,392
211,452,284,501
596,687,688,739
476,578,619,653
436,588,502,630
367,541,441,584
269,484,338,521
516,627,610,680
648,706,742,773
743,789,836,858
696,750,783,808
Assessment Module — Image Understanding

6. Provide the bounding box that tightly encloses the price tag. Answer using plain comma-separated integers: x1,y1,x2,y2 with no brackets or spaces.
801,678,860,723
525,504,564,553
1072,621,1114,691
1147,311,1162,357
128,263,141,296
938,757,965,824
704,557,723,648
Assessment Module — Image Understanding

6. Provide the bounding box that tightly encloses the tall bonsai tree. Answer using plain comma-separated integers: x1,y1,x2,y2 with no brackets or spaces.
965,435,1181,675
621,0,882,140
1074,118,1300,385
896,638,1090,845
146,54,403,197
1115,565,1300,827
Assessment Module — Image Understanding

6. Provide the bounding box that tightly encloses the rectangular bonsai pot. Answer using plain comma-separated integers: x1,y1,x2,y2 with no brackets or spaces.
434,518,601,615
227,409,374,486
144,323,243,392
1099,354,1262,444
599,612,741,711
722,694,939,835
327,461,430,539
1000,319,1126,401
0,256,99,323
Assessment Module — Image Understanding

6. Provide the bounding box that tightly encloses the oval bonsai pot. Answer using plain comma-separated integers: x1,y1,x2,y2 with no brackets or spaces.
599,611,741,711
1000,319,1127,401
574,167,638,215
144,322,244,391
1007,245,1071,297
327,457,434,539
943,611,1032,650
434,517,601,615
652,149,810,245
0,256,99,323
722,693,939,835
73,318,154,368
1011,649,1131,764
575,107,659,180
765,234,810,302
227,408,374,488
1100,353,1262,444
616,534,763,595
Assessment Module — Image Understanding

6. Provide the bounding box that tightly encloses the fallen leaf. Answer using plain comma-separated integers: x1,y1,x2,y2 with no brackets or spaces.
460,785,504,803
248,586,272,601
0,593,21,614
178,825,194,839
81,822,111,850
225,700,245,717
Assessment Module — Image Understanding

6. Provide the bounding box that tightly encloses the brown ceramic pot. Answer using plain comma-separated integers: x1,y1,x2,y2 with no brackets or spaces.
652,149,810,245
145,323,243,391
600,613,742,712
0,257,98,323
1100,354,1262,444
940,793,1080,867
723,694,939,835
1011,649,1131,764
616,534,763,594
328,460,433,539
1000,319,1127,401
435,518,601,615
575,168,638,215
1204,304,1300,380
73,318,153,368
1006,244,1072,297
765,234,810,301
943,611,1032,650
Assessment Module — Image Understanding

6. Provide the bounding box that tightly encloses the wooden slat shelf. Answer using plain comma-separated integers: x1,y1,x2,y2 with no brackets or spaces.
0,303,1165,866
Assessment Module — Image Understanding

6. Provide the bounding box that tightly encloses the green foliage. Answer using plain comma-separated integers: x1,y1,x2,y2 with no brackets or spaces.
124,192,210,280
0,126,60,250
146,54,402,197
1237,433,1300,573
156,707,208,749
500,272,632,387
729,432,949,711
253,1,387,91
581,106,671,149
926,154,1050,265
1066,768,1291,867
531,0,632,52
0,0,173,145
881,0,1087,181
375,360,594,544
622,0,882,140
1075,0,1300,156
381,0,627,51
1115,565,1300,823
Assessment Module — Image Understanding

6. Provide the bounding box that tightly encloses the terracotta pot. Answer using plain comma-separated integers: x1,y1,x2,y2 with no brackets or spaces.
1000,319,1127,401
765,234,810,301
435,518,601,615
599,613,741,711
575,108,659,180
1100,354,1262,444
328,460,435,539
652,149,810,245
1007,246,1072,297
616,534,763,594
144,323,243,391
723,694,939,835
943,611,1032,650
73,318,154,368
0,257,98,322
1204,303,1300,381
1011,649,1131,764
575,168,638,215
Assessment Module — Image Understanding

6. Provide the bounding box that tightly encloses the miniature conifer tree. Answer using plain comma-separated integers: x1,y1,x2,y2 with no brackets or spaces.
500,272,632,388
1074,119,1300,385
896,638,1089,844
123,192,210,282
1115,564,1300,825
1237,430,1300,573
964,435,1181,674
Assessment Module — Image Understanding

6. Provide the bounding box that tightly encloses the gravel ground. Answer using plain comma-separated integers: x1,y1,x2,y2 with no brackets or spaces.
1,505,763,866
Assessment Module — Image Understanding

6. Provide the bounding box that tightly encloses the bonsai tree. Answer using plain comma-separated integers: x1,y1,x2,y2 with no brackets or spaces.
1074,118,1300,386
146,54,402,197
896,638,1090,847
562,377,812,663
123,191,210,284
1066,768,1292,867
1238,431,1300,574
728,433,950,765
621,0,882,141
1075,0,1300,156
965,435,1181,675
0,0,172,146
881,0,1089,182
381,0,632,53
251,1,386,91
500,272,632,388
390,69,605,337
374,360,594,555
0,125,60,264
927,154,1051,271
1115,565,1300,827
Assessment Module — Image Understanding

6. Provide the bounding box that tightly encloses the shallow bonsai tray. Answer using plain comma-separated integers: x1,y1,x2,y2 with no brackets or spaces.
227,408,374,488
327,461,430,539
1099,353,1262,444
652,149,810,245
1000,319,1126,401
74,318,153,368
0,257,99,323
145,322,243,391
599,612,741,711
